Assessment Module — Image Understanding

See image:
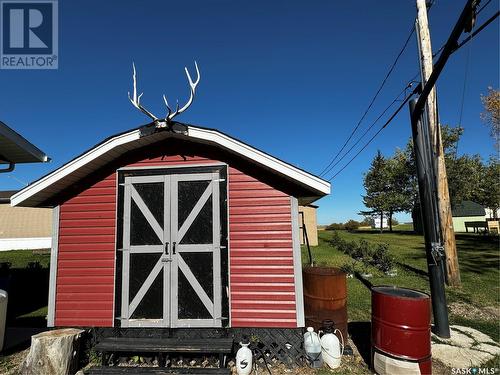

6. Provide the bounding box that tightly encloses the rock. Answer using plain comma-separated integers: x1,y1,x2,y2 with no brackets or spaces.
432,325,499,369
19,328,84,375
432,344,494,368
451,325,498,346
475,343,500,356
432,328,475,347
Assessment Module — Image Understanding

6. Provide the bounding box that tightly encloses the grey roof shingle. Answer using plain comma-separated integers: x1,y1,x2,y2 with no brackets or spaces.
452,201,486,217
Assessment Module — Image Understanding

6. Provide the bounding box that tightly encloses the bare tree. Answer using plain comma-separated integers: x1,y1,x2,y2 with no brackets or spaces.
480,87,500,150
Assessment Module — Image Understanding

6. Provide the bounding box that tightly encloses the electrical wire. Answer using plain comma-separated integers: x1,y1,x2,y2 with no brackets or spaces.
318,2,498,182
323,8,499,181
456,18,475,158
318,24,416,177
433,5,498,58
477,0,493,15
327,87,418,181
453,10,499,52
318,1,439,178
321,83,414,178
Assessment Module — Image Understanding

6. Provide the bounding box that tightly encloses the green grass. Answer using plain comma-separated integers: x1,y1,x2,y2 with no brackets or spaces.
0,250,50,269
303,229,500,338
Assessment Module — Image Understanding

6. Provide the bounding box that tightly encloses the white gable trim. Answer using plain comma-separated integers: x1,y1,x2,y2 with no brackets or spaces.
11,126,330,207
187,127,330,195
11,130,141,206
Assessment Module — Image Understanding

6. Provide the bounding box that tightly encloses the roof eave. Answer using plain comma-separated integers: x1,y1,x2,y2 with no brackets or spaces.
11,125,330,207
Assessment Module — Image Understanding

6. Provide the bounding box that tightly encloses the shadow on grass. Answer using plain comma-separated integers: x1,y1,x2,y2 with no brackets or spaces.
348,321,371,367
355,273,373,290
395,261,429,278
0,265,49,328
454,234,500,275
353,230,421,236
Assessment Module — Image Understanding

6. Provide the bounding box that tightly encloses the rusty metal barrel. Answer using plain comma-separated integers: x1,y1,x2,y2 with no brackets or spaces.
302,266,348,341
371,286,432,375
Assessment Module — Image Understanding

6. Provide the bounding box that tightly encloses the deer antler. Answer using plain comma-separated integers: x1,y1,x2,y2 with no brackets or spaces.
163,61,200,122
128,63,159,122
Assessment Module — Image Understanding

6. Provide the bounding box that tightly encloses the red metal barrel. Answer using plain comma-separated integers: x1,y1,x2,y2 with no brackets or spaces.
371,286,431,374
303,266,348,341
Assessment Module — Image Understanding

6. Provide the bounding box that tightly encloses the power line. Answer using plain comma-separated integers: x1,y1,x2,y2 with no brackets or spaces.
328,87,419,181
453,10,499,51
326,6,499,181
318,1,439,177
477,0,493,15
321,83,413,179
318,24,416,177
433,6,499,58
320,4,499,181
457,18,474,144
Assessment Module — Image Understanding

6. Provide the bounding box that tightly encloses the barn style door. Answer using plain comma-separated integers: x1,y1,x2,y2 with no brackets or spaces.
120,171,222,328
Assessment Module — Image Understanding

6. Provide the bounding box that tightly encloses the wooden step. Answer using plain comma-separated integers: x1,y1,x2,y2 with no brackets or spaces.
94,337,234,354
85,367,231,375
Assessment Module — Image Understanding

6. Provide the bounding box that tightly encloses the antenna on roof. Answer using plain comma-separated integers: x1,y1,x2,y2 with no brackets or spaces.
128,62,201,127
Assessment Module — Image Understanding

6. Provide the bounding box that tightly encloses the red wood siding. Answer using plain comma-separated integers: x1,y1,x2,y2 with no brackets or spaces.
55,154,297,327
55,175,117,327
228,167,296,327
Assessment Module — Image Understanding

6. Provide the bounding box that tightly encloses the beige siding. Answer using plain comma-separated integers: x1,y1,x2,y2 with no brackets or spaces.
0,203,52,238
452,215,486,232
298,205,318,246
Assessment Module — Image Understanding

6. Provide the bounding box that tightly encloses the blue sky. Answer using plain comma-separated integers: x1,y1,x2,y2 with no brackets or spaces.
1,0,498,224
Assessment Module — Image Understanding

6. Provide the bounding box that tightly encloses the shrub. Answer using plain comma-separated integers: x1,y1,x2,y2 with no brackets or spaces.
360,217,374,227
344,220,361,232
340,261,357,275
338,241,352,256
329,231,343,246
326,223,344,231
358,240,372,259
329,232,395,274
350,242,363,259
371,243,394,273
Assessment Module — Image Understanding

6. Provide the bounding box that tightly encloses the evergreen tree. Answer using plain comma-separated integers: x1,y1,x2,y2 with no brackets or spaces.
362,151,389,233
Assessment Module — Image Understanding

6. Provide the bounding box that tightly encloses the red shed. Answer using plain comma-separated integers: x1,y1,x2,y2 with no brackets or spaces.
11,123,330,330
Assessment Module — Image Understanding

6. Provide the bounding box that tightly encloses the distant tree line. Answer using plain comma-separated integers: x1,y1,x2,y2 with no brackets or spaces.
325,217,399,232
362,88,500,230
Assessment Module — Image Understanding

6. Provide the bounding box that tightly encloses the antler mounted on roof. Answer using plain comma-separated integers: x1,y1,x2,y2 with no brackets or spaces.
128,61,201,127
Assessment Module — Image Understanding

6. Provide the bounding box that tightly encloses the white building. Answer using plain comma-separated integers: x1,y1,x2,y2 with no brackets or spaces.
373,216,389,229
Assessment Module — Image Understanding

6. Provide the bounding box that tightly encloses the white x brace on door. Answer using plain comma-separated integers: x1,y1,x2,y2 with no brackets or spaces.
120,171,222,328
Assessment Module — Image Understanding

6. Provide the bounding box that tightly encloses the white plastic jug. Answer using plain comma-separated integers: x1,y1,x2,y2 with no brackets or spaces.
304,327,323,368
235,341,252,375
320,325,344,369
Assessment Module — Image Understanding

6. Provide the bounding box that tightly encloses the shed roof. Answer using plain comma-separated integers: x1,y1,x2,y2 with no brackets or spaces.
0,121,49,164
451,201,486,217
11,123,330,207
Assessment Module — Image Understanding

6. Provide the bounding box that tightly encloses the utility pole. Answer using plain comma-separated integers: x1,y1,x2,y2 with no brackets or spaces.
409,98,450,338
416,0,461,287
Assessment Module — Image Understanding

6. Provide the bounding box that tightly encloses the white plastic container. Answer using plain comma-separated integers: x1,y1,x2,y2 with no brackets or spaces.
0,289,7,351
320,328,344,369
304,326,323,368
235,341,252,375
